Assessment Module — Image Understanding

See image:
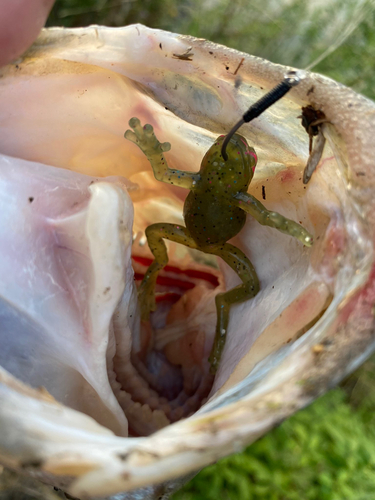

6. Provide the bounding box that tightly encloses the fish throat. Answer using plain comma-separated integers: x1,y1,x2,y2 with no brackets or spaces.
112,249,222,436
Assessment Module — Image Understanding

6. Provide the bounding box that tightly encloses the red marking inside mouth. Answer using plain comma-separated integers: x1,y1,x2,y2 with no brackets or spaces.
132,255,220,287
134,272,195,290
277,169,294,183
155,292,182,304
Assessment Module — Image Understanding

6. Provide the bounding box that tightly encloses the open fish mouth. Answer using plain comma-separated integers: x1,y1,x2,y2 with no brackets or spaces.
0,24,375,499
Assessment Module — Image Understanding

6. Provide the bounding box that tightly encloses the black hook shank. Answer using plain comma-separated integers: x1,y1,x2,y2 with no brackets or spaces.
221,71,301,160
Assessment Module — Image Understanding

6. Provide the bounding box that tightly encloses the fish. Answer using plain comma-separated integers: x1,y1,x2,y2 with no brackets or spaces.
0,24,375,499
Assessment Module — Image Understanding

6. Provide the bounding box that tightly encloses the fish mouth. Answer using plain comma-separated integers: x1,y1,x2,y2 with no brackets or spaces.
113,250,221,435
0,24,373,450
119,145,340,435
0,142,355,439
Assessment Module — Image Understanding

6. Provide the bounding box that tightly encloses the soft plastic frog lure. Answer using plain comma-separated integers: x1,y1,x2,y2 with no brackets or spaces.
125,116,313,372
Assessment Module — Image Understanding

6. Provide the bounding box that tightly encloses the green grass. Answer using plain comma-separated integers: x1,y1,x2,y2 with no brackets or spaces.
173,387,375,500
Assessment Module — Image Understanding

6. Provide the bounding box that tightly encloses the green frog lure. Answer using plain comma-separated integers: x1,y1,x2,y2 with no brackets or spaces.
125,71,313,373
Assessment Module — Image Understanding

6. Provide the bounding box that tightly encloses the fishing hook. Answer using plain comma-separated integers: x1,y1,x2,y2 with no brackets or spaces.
221,70,302,161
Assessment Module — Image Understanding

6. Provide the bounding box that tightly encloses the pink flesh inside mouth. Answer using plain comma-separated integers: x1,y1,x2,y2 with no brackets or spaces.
115,252,222,436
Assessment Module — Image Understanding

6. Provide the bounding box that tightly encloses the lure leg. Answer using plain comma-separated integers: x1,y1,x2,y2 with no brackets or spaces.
204,243,260,373
140,226,259,374
125,118,198,189
138,223,198,320
234,192,313,247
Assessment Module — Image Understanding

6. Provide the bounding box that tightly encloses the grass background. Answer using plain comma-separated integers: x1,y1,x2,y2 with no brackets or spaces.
4,1,375,499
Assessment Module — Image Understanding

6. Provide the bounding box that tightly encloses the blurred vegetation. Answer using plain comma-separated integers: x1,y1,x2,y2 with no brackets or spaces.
22,1,375,499
47,0,375,99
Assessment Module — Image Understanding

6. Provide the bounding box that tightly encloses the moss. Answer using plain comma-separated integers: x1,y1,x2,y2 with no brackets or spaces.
173,388,375,500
